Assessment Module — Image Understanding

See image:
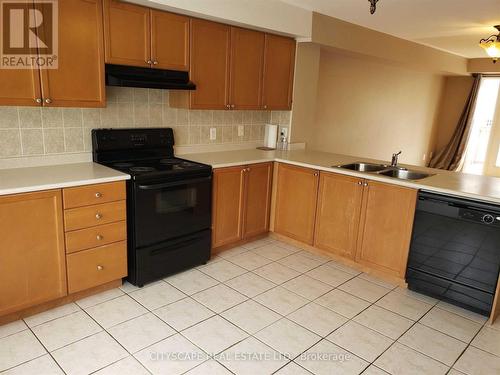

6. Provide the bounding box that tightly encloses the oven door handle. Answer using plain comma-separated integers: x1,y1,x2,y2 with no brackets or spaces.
137,176,211,190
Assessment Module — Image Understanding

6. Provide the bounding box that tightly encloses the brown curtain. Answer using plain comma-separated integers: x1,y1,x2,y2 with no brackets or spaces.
428,74,482,171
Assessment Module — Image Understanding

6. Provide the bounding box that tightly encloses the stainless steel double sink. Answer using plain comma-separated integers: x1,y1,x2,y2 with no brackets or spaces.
334,162,434,181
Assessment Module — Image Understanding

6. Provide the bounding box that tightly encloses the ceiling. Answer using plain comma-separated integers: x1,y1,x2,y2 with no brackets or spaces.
280,0,500,58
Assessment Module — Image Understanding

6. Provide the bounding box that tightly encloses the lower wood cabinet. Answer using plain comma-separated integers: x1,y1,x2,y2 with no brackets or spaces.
356,180,417,277
0,190,67,316
314,172,364,259
274,163,319,245
212,162,273,249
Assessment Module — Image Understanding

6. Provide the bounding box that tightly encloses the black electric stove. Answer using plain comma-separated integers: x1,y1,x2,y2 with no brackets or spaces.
92,128,212,287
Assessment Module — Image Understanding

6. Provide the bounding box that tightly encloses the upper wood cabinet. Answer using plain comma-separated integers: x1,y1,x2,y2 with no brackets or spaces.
262,34,296,110
104,0,190,70
104,0,150,67
0,0,105,107
0,190,67,316
189,19,231,110
229,27,265,110
212,162,273,249
356,181,417,278
274,163,319,245
314,172,364,259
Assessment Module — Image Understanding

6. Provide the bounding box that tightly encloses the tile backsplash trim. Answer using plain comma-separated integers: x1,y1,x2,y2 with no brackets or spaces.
0,87,291,159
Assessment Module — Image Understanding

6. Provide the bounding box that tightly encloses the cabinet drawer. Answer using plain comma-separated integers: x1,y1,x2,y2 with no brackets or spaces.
63,182,126,209
67,241,127,293
65,221,127,254
64,201,126,231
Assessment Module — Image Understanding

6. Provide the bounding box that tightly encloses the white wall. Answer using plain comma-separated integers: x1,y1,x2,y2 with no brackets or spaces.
129,0,312,37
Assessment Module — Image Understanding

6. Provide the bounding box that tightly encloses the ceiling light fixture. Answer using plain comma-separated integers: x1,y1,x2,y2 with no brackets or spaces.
369,0,379,14
479,25,500,63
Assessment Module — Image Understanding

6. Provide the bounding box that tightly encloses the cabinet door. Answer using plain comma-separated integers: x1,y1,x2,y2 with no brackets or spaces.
274,163,319,245
0,190,66,316
190,19,230,109
212,166,245,248
103,0,151,67
0,69,42,106
262,34,295,110
229,27,265,110
39,0,105,107
243,162,273,238
356,181,417,277
151,10,189,71
314,172,364,259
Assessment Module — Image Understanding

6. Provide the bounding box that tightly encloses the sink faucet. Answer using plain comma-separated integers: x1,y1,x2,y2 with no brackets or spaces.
391,151,402,167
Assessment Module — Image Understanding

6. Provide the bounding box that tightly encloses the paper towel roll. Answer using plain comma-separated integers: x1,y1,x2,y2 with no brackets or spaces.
264,124,278,149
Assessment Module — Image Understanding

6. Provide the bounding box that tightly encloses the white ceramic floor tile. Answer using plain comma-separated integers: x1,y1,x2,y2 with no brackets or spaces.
51,331,128,375
306,264,355,287
274,241,305,252
358,273,397,290
471,326,500,356
31,311,102,351
393,286,438,305
219,337,288,375
228,251,273,271
217,245,250,259
75,288,124,309
339,277,391,303
353,305,414,340
84,295,148,328
0,320,27,339
436,301,488,325
295,250,330,263
253,243,299,261
325,260,362,275
375,343,448,375
362,365,390,375
185,360,232,374
165,268,219,295
182,316,247,355
420,307,483,343
255,318,321,359
192,284,247,313
24,303,81,327
198,260,247,282
0,330,46,372
241,238,274,250
274,361,312,374
2,354,63,375
224,272,276,298
297,339,369,375
327,321,393,362
315,289,370,319
135,333,207,374
454,346,500,375
288,303,348,337
254,263,301,284
398,323,467,366
278,254,323,273
108,312,176,353
254,287,308,315
221,300,280,334
129,281,186,310
282,275,332,300
154,297,214,331
94,356,150,375
375,291,433,321
119,281,143,293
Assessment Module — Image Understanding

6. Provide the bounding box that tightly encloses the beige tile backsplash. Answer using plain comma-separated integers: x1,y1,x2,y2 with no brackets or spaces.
0,86,291,159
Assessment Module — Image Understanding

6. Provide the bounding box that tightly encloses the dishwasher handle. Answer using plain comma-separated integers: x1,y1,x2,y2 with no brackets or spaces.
419,191,500,214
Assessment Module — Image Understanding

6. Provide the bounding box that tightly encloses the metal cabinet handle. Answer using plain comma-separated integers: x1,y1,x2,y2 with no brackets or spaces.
231,104,235,108
263,105,267,109
97,265,103,271
357,181,363,185
153,60,158,65
44,98,52,104
147,60,152,64
35,98,42,104
314,172,319,176
226,104,230,109
95,192,102,198
363,182,369,187
95,213,102,220
96,234,103,240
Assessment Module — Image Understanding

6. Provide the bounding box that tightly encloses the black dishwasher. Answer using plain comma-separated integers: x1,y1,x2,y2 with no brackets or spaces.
406,191,500,316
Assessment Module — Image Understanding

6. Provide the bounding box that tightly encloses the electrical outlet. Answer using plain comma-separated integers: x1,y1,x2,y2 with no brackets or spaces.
209,127,217,141
280,126,289,139
238,125,244,137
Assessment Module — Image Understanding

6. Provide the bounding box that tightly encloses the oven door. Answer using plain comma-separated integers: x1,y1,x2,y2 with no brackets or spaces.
133,176,212,248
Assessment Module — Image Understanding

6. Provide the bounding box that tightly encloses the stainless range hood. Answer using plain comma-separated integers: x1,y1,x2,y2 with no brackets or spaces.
105,64,196,90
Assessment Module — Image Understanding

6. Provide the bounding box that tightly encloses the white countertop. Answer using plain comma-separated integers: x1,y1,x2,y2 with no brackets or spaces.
0,162,130,196
185,149,500,204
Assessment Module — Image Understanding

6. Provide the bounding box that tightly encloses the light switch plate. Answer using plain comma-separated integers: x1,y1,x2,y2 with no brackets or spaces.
209,127,217,140
238,125,244,137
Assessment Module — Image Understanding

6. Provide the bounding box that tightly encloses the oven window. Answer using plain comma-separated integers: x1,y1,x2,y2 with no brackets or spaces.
156,188,197,214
